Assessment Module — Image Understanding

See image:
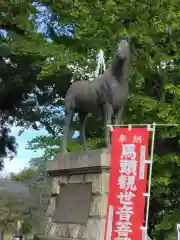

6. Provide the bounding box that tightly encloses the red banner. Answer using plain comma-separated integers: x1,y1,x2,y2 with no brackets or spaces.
104,128,150,240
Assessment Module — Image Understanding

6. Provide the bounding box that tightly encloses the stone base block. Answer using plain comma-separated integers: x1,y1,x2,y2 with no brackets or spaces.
39,149,110,240
47,148,110,176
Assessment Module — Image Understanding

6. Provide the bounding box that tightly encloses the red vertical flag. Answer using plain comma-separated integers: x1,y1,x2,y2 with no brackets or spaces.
104,128,150,240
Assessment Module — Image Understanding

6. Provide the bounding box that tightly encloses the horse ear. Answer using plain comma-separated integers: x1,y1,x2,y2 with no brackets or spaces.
128,36,138,43
127,36,132,42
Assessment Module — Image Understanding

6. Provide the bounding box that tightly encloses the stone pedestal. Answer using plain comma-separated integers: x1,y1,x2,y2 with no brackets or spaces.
38,149,110,240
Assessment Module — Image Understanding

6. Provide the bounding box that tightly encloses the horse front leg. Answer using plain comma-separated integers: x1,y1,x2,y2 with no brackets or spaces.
113,107,124,125
61,108,74,153
79,112,88,151
103,103,113,149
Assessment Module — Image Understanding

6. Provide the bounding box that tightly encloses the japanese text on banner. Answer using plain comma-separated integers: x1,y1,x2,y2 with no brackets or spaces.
104,128,149,240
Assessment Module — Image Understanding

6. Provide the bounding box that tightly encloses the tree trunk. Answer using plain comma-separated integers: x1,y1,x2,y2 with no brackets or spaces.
24,234,28,240
0,210,12,240
0,230,4,240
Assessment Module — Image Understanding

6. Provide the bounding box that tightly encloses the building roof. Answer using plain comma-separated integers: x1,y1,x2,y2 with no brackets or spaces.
0,181,30,198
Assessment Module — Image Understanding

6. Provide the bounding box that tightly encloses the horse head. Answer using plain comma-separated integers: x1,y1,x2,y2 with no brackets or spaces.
116,37,131,62
109,36,132,81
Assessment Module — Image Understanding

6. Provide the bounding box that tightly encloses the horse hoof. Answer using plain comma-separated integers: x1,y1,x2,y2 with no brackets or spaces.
61,150,68,154
106,144,111,151
83,148,89,152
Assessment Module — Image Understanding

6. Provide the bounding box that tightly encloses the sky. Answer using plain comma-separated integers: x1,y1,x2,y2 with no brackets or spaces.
2,127,48,175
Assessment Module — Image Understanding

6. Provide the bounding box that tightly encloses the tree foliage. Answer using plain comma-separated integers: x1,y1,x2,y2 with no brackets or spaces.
11,159,52,235
0,180,33,240
0,0,74,164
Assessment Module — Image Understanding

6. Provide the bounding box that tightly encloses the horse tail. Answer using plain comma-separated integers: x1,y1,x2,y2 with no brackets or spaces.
64,88,76,112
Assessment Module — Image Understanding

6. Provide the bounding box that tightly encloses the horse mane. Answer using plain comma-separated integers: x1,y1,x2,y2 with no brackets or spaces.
108,56,125,78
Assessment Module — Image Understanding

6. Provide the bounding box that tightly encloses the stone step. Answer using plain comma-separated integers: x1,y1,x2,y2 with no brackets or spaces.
34,235,72,240
58,239,72,240
56,238,72,240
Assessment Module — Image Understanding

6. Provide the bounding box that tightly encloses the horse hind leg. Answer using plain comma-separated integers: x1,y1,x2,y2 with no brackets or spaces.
61,108,74,153
79,112,88,151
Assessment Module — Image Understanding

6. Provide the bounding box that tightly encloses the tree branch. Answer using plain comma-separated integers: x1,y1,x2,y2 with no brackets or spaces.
0,23,25,35
0,208,12,240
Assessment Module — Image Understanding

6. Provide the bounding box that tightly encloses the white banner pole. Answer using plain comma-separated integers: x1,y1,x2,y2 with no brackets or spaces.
144,123,156,240
177,224,180,240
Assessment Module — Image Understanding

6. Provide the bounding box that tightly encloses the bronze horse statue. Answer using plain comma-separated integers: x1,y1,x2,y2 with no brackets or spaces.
62,37,132,152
